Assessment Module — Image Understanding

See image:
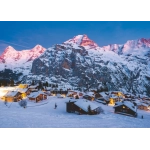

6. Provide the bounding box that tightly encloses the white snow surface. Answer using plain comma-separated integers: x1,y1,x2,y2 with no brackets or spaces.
0,97,150,128
74,99,99,112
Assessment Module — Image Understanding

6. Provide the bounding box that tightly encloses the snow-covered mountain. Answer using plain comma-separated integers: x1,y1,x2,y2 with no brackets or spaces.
1,35,150,96
25,35,150,96
0,45,46,75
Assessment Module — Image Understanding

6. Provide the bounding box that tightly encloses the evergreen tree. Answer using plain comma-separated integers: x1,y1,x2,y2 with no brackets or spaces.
75,95,79,99
38,81,43,90
88,105,92,115
45,81,48,87
10,78,14,86
31,80,35,85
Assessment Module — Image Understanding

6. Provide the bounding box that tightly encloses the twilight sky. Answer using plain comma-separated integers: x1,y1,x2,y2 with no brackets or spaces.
0,21,150,54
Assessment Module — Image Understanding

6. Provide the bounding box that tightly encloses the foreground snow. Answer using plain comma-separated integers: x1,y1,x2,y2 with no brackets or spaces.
0,96,150,128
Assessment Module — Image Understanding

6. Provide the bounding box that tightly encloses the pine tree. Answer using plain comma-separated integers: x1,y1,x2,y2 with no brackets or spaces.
31,80,35,85
38,81,43,90
10,78,14,86
88,105,92,115
45,81,48,87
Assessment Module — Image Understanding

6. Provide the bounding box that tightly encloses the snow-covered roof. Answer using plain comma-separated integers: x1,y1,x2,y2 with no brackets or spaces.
28,92,39,98
66,99,77,103
74,99,99,112
28,85,38,88
4,91,19,97
18,88,29,93
86,92,94,97
139,103,149,107
110,94,118,99
45,87,52,90
28,91,47,98
99,92,109,98
114,101,136,112
111,91,123,93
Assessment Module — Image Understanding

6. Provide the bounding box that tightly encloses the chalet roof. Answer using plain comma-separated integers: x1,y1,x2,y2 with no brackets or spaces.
18,88,29,93
30,89,38,92
99,92,108,97
28,92,39,98
28,91,47,98
111,91,123,94
74,99,99,112
4,91,19,97
28,85,38,88
114,101,137,112
86,92,95,97
66,99,77,103
139,103,149,107
110,94,118,99
45,87,52,90
18,84,28,89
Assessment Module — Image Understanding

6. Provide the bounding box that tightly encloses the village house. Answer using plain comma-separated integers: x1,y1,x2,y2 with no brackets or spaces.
66,99,100,115
67,90,83,99
114,101,137,117
19,88,31,98
18,84,29,89
137,103,150,111
28,85,38,92
109,94,119,105
111,91,125,98
95,92,110,104
28,92,47,102
51,87,68,97
83,92,95,101
3,91,22,102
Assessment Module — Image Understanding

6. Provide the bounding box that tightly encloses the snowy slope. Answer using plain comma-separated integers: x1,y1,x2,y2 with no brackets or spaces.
0,97,150,128
0,45,46,75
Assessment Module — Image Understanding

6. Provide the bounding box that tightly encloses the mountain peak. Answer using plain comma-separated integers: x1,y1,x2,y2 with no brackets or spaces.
4,46,16,53
31,45,46,53
33,44,43,49
64,34,98,49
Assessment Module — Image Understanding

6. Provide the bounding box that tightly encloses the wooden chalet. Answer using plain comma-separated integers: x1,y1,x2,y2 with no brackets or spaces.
51,88,68,96
109,94,119,105
66,99,100,115
137,103,150,111
19,88,30,98
111,91,125,98
3,91,22,102
18,84,28,89
114,101,137,117
28,85,38,92
83,92,95,101
28,92,47,102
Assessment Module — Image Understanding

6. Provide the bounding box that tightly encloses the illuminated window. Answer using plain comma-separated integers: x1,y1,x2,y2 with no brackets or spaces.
123,106,125,109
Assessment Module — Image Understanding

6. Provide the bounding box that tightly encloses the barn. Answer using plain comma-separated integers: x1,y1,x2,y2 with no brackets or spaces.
114,101,137,117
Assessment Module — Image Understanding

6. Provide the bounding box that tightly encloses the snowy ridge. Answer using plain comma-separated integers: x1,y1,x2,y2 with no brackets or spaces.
0,45,46,75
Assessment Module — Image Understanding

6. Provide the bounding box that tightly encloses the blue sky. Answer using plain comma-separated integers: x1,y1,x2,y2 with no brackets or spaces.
0,21,150,54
